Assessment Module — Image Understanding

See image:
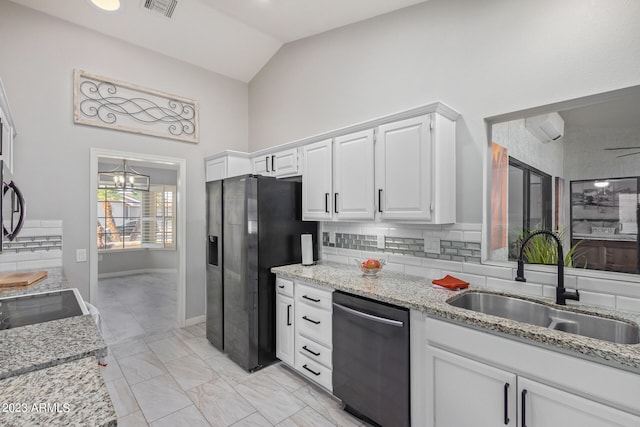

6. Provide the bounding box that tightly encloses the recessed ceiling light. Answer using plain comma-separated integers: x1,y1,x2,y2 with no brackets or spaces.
88,0,121,12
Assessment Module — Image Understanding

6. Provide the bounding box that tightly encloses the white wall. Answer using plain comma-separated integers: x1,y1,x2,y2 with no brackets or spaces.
0,2,249,319
249,0,640,224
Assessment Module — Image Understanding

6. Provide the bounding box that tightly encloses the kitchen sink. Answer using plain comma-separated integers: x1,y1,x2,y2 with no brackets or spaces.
0,289,88,330
446,291,640,344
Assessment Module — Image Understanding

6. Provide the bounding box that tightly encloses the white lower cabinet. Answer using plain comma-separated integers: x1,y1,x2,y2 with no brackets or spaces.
425,317,640,427
518,377,640,427
275,278,294,366
274,276,333,391
428,346,517,427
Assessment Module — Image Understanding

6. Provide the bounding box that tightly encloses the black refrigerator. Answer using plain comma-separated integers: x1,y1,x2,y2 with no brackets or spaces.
206,174,317,372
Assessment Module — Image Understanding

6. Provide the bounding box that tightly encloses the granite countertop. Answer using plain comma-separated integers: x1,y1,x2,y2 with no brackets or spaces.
0,356,116,427
0,267,68,298
272,262,640,373
0,314,108,380
0,267,115,426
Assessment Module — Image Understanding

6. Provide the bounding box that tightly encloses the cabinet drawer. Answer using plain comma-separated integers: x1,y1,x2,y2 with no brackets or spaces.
296,282,333,311
276,277,294,297
296,303,332,347
296,352,332,391
297,334,332,368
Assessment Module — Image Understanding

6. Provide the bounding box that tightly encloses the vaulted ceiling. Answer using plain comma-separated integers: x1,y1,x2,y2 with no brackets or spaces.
9,0,428,82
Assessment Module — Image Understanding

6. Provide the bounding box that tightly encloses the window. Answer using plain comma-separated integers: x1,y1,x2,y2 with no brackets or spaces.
141,185,176,249
97,185,175,251
508,158,552,259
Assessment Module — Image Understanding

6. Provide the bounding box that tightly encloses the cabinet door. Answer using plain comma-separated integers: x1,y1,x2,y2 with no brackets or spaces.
273,148,299,178
275,293,295,366
519,378,640,427
427,346,517,427
252,155,272,176
302,139,333,220
376,115,432,221
334,130,375,220
205,157,226,182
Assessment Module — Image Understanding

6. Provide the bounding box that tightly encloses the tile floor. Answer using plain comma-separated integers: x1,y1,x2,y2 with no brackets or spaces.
97,273,366,426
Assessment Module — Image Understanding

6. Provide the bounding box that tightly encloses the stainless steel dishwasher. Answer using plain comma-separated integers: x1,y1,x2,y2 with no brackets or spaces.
332,291,410,427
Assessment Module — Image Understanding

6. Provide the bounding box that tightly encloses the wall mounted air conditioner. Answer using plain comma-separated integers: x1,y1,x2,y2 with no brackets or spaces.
525,112,565,142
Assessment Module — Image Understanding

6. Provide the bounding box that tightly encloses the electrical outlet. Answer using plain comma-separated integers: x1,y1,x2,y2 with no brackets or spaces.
76,249,87,262
424,236,441,254
377,235,385,249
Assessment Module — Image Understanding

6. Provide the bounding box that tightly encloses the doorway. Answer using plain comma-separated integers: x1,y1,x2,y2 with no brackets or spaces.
89,148,187,344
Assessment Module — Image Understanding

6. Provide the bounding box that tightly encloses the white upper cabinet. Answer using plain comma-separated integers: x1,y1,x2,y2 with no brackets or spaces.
205,151,251,182
375,113,456,223
302,139,333,220
333,129,375,220
252,148,299,178
0,79,16,173
302,130,375,221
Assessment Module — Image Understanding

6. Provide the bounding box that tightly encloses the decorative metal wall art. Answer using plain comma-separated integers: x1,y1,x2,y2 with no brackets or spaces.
73,70,199,143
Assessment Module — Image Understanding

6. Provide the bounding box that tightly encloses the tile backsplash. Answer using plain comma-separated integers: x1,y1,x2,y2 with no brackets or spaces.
319,221,640,314
322,232,481,263
0,220,63,271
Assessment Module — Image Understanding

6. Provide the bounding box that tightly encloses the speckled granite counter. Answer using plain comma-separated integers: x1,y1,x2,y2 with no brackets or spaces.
0,267,68,298
0,267,114,425
272,262,640,373
0,356,116,427
0,314,107,380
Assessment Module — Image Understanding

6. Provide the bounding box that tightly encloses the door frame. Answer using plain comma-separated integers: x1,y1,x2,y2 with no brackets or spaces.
89,148,187,327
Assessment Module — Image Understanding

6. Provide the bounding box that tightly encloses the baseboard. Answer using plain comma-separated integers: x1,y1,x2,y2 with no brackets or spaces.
98,268,177,279
185,315,206,327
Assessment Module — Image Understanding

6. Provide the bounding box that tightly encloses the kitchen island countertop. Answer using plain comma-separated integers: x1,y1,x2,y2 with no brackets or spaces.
272,261,640,373
0,267,115,426
0,356,116,427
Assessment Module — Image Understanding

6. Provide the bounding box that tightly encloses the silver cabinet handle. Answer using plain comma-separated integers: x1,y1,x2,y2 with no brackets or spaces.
333,302,404,327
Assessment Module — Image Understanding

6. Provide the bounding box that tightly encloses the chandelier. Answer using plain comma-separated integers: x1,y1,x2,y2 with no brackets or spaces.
98,159,150,191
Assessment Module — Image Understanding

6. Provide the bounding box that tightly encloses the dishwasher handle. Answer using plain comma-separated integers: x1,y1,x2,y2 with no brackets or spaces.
333,302,404,327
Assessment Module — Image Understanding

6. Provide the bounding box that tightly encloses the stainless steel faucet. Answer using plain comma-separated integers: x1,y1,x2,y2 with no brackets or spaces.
514,229,580,305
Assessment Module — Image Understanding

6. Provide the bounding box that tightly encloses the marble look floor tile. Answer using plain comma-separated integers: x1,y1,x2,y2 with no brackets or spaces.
184,336,224,360
164,354,217,391
276,407,335,427
117,410,149,427
231,411,274,426
119,351,168,385
150,405,210,427
131,373,193,422
204,355,253,386
257,363,308,393
100,353,124,382
106,377,140,418
235,374,305,424
295,385,360,427
110,338,152,360
148,335,194,363
144,328,194,344
184,323,206,337
187,377,256,426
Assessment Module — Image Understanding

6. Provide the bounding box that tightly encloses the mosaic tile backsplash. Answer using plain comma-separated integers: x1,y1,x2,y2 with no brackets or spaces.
3,235,63,253
322,232,481,263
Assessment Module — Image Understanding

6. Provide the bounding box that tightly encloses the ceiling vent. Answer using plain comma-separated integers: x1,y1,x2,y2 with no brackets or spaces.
142,0,178,19
525,112,565,143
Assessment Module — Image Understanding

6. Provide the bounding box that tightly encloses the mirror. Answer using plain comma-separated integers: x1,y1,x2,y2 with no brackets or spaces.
486,85,640,275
